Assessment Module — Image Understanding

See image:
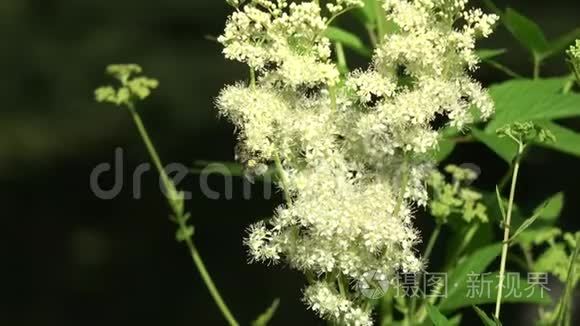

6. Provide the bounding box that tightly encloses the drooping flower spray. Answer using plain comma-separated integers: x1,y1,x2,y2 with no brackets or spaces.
217,0,497,324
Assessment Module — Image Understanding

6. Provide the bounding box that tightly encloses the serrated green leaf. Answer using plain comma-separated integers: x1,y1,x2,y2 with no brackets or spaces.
441,271,552,311
485,79,580,132
477,49,507,61
324,26,372,57
509,208,544,243
503,8,549,55
439,244,502,311
471,128,517,163
426,303,452,326
473,306,498,326
535,120,580,158
534,244,570,283
516,227,562,250
252,298,280,326
540,27,580,60
534,191,565,225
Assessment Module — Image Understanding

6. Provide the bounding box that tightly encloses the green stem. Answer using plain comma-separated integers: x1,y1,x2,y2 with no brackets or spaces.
127,103,239,326
249,68,256,89
424,224,442,262
410,223,442,322
393,155,410,218
533,55,541,79
128,104,172,189
274,153,292,204
486,60,523,79
374,0,386,41
494,143,523,319
335,42,348,75
555,234,580,325
337,273,347,297
381,290,394,325
329,85,337,111
498,146,529,191
178,220,240,326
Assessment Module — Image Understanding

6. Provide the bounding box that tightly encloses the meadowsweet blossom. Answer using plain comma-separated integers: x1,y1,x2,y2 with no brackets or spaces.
217,0,496,324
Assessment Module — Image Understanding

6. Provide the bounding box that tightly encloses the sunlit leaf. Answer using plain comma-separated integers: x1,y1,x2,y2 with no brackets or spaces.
485,79,580,132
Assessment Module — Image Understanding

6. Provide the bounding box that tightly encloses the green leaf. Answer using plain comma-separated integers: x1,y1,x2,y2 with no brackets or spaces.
541,27,580,60
535,120,580,158
508,208,544,243
516,227,562,250
175,225,194,242
441,272,552,311
356,0,378,24
426,303,452,326
192,160,244,175
324,26,372,57
485,79,580,132
439,244,502,311
503,8,549,55
252,298,280,326
473,306,498,326
471,128,517,163
533,191,565,225
495,186,506,222
435,139,455,162
554,234,580,324
534,244,570,283
477,49,507,61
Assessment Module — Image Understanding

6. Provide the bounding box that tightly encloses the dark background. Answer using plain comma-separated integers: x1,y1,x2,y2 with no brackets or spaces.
0,0,579,325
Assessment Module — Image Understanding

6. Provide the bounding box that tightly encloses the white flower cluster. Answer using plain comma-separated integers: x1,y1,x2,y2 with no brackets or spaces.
304,282,373,326
217,0,496,324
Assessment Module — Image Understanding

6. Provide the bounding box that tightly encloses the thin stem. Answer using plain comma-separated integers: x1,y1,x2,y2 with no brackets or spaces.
329,85,337,111
366,24,378,48
127,103,239,326
486,60,524,79
423,224,442,262
178,220,240,326
274,153,292,204
249,68,256,89
533,55,541,79
127,104,173,190
494,143,523,319
381,290,394,325
335,42,348,75
374,0,386,41
393,155,410,218
498,146,529,191
410,223,442,322
555,234,580,325
337,273,347,297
